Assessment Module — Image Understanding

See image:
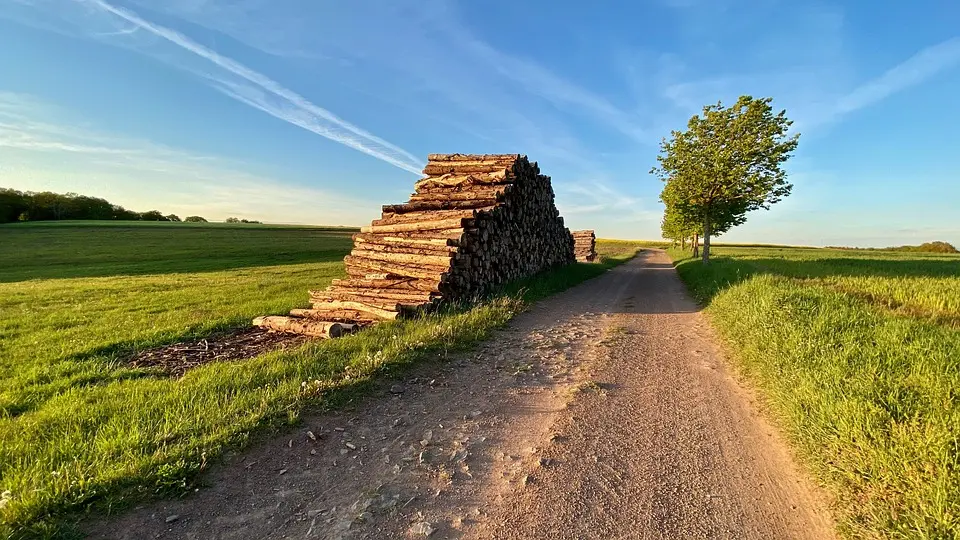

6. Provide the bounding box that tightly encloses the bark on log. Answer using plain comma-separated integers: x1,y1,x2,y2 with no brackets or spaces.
345,256,448,280
308,301,399,320
353,241,456,256
373,208,491,226
312,293,428,310
382,198,498,213
253,316,350,338
414,172,509,191
427,154,520,162
289,308,382,324
312,288,436,302
350,249,452,267
409,187,507,201
352,233,457,246
360,218,466,233
414,184,510,195
422,164,513,176
330,278,441,292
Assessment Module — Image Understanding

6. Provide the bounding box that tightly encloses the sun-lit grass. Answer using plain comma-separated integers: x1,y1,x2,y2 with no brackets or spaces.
0,220,357,282
0,222,641,538
668,245,960,538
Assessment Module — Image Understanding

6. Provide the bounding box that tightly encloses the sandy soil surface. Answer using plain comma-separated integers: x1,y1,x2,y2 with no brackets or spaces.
86,250,836,540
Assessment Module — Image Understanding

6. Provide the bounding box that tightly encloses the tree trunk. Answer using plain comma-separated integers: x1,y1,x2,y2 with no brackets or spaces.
681,236,686,250
692,233,699,258
252,316,353,338
702,215,712,263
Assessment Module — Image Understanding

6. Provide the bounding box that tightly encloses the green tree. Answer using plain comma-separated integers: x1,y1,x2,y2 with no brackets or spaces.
184,216,208,223
165,214,182,222
139,210,167,221
651,95,799,262
112,205,140,221
225,217,240,223
0,188,28,223
661,204,699,254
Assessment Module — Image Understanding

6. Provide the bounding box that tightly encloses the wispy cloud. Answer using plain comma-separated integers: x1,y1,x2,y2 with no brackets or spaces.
113,0,650,154
0,92,379,225
87,0,423,175
93,25,138,37
5,0,423,175
555,180,657,220
835,37,960,115
454,35,648,144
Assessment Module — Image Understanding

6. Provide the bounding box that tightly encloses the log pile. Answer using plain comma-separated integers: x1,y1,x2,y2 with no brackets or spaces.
254,154,574,336
573,230,597,262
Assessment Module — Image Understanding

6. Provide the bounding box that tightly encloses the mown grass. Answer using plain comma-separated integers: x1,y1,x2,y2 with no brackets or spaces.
0,221,640,538
0,220,357,282
668,245,960,538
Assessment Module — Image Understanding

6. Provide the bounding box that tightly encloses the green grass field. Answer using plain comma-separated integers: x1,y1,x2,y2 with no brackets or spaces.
0,221,641,538
0,220,357,282
669,245,960,538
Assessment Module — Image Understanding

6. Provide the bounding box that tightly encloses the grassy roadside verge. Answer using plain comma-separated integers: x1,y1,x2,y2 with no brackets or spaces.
1,240,640,538
666,247,960,538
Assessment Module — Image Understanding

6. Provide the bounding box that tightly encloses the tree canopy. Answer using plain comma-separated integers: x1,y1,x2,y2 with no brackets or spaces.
0,188,190,224
660,204,699,251
651,95,799,262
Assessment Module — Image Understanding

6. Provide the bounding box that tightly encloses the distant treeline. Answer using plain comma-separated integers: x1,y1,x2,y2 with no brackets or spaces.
0,188,208,224
827,241,959,254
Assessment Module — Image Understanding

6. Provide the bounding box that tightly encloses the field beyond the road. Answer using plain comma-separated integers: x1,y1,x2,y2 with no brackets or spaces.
0,221,641,537
670,245,960,538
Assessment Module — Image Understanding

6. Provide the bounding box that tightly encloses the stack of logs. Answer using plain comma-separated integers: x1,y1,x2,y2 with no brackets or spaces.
572,230,597,262
253,154,575,337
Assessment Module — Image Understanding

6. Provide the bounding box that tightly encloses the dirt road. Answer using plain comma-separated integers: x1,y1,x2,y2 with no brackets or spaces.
89,250,836,539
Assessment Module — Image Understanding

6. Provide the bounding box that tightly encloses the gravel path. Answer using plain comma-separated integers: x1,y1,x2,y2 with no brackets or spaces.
87,250,836,539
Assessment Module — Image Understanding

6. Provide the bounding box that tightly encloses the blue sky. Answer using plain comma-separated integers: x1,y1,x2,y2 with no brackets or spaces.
1,0,958,246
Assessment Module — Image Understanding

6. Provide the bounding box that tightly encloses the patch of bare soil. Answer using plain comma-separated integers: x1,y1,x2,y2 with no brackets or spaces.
89,251,836,539
125,328,309,377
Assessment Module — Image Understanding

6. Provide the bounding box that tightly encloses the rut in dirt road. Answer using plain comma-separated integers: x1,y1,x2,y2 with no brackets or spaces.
88,250,835,540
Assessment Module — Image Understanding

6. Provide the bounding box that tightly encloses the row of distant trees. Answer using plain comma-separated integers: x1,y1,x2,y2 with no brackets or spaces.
828,241,959,254
0,188,215,224
652,96,799,262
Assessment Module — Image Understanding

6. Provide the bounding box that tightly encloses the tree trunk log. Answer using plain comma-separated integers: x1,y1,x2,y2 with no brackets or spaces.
350,249,452,266
422,164,513,176
414,172,509,191
253,316,352,338
427,154,519,162
382,199,498,213
311,288,436,302
344,256,448,280
352,233,458,246
409,187,506,201
289,308,381,324
352,241,455,256
360,218,466,234
330,278,440,292
307,301,399,320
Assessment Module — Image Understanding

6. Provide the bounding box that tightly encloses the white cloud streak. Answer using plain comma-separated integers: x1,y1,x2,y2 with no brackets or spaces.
86,0,423,174
456,36,649,143
1,0,424,174
835,37,960,115
116,0,650,151
0,92,380,225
